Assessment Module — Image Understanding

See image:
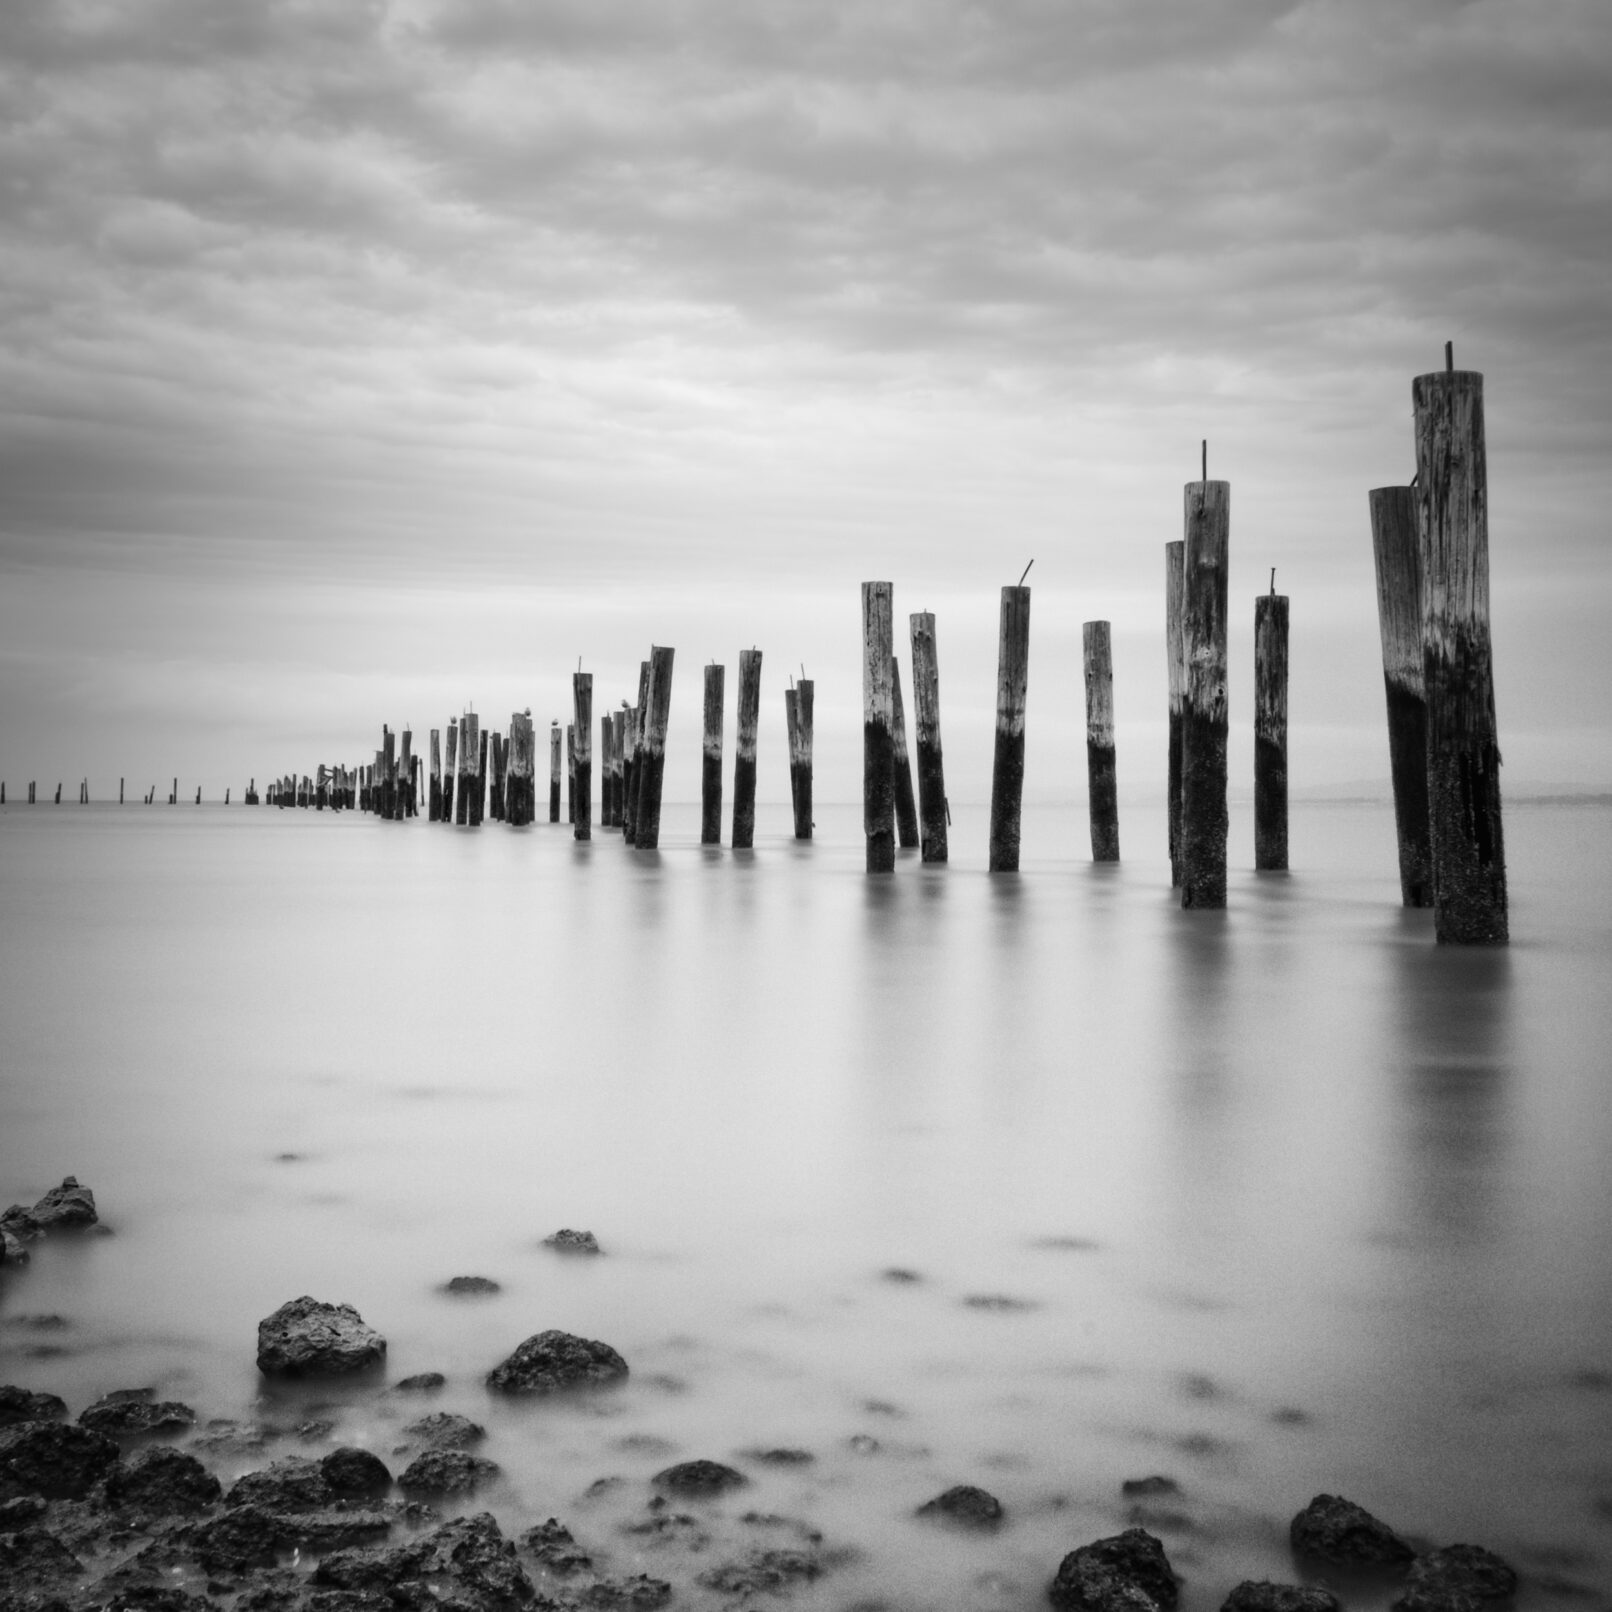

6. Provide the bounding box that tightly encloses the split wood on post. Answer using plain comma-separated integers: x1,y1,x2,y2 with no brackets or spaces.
1412,354,1507,943
1083,620,1119,862
702,663,724,846
1179,479,1230,908
635,646,675,850
732,650,761,849
890,657,920,850
908,613,947,862
861,582,896,873
1254,588,1289,871
988,583,1031,873
573,673,593,841
1165,541,1186,885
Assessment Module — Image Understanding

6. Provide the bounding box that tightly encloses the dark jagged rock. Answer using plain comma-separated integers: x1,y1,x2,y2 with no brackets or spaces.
314,1538,435,1593
231,1570,308,1612
1290,1494,1414,1570
0,1389,66,1429
543,1229,601,1256
1393,1544,1518,1609
1,1179,99,1240
320,1447,392,1498
278,1510,393,1551
578,1574,672,1608
95,1584,219,1612
916,1484,1004,1528
431,1512,534,1605
397,1448,500,1495
403,1411,486,1449
1222,1583,1341,1612
316,1512,527,1607
0,1420,120,1499
105,1446,223,1513
697,1548,824,1595
0,1527,82,1582
486,1331,628,1395
226,1456,334,1512
1123,1477,1180,1498
79,1389,197,1437
392,1373,446,1393
444,1276,502,1295
1049,1528,1179,1612
650,1459,746,1498
0,1495,48,1530
255,1297,386,1377
521,1517,592,1574
188,1504,289,1573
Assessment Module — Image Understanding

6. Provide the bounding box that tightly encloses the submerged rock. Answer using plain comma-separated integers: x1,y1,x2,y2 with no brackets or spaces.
1290,1494,1414,1570
0,1389,66,1429
255,1297,386,1377
581,1573,673,1608
397,1448,500,1495
0,1229,27,1268
105,1446,222,1514
521,1516,593,1574
1123,1477,1180,1498
0,1178,99,1241
188,1503,290,1573
79,1389,197,1437
651,1459,747,1498
391,1372,445,1393
543,1228,602,1255
916,1484,1004,1528
1393,1544,1518,1608
320,1447,392,1498
316,1511,526,1605
1222,1583,1341,1612
486,1330,628,1394
402,1411,485,1449
1049,1528,1179,1612
226,1456,334,1512
697,1547,825,1595
0,1420,120,1499
443,1275,501,1295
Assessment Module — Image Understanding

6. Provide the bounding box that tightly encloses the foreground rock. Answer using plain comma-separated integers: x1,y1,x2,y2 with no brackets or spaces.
522,1516,594,1574
1393,1543,1518,1609
105,1446,222,1514
1222,1583,1341,1612
1050,1528,1179,1611
916,1483,1003,1528
398,1448,500,1495
321,1446,392,1497
0,1389,66,1429
485,1329,628,1394
255,1296,387,1376
79,1388,197,1436
226,1455,335,1511
651,1459,747,1498
0,1421,119,1500
0,1178,99,1242
317,1511,532,1606
1290,1493,1414,1570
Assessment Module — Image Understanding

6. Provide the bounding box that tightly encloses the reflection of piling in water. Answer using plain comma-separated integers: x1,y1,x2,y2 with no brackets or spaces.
891,657,920,850
1083,620,1119,862
548,723,561,825
1254,589,1288,871
572,674,592,841
732,650,761,850
791,678,814,840
861,582,895,874
988,584,1030,873
1165,541,1185,884
702,663,724,846
1412,354,1507,944
635,646,674,851
1180,479,1229,908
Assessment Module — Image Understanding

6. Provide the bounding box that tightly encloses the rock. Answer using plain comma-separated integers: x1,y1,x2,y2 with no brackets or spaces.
320,1447,392,1498
1393,1544,1518,1609
1049,1529,1179,1612
188,1504,289,1573
0,1229,27,1268
746,1447,815,1465
521,1517,592,1574
397,1449,500,1495
1289,1494,1414,1570
226,1456,334,1512
403,1411,486,1449
916,1484,1004,1528
79,1389,197,1437
0,1495,47,1531
543,1229,601,1255
0,1389,67,1429
650,1459,747,1498
962,1293,1036,1312
256,1297,386,1377
392,1372,446,1393
1222,1584,1341,1612
316,1511,525,1607
1123,1477,1180,1498
485,1330,628,1395
1,1179,99,1240
105,1447,223,1513
98,1588,220,1612
443,1276,502,1295
697,1547,824,1595
0,1421,120,1499
277,1510,393,1552
880,1267,923,1283
579,1574,672,1608
313,1538,435,1594
0,1526,82,1582
429,1512,533,1605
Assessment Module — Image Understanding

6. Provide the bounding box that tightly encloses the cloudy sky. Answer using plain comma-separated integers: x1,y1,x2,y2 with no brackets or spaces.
2,0,1608,807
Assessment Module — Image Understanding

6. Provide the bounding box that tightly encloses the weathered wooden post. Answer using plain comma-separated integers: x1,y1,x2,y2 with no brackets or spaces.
171,778,177,805
793,677,814,839
549,723,562,823
382,727,397,819
988,577,1032,872
565,724,575,825
1413,347,1507,943
784,686,801,830
445,720,458,825
636,646,675,850
1083,620,1119,861
1165,540,1185,884
119,778,124,805
862,582,896,873
597,714,613,827
29,782,36,804
732,649,761,849
195,786,201,805
513,713,536,825
1179,465,1229,908
455,714,478,826
429,730,442,821
702,663,724,845
474,727,488,826
890,658,920,849
1369,487,1432,905
908,614,947,861
573,673,593,841
1254,581,1289,871
611,710,627,829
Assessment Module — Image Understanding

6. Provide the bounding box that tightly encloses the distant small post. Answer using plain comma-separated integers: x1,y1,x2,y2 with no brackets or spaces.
400,729,414,820
573,672,593,840
988,580,1031,873
702,663,724,846
891,658,920,850
1165,541,1185,884
636,645,675,850
862,582,896,873
732,649,761,849
1083,620,1119,861
1254,583,1289,871
1413,352,1507,943
119,778,124,805
1179,475,1230,908
909,613,947,862
549,723,561,824
793,678,814,840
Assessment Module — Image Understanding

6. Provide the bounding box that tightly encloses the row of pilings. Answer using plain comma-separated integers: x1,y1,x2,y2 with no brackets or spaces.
0,779,232,805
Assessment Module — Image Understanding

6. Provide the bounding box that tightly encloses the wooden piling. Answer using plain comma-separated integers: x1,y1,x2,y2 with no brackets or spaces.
732,650,761,849
510,713,535,826
399,730,413,819
891,658,920,849
445,720,459,825
624,662,648,843
455,714,479,826
784,687,801,833
573,673,593,841
1369,486,1433,906
1254,589,1289,871
1179,479,1230,908
636,646,675,850
29,782,36,804
862,582,896,873
566,724,575,825
908,614,947,862
1083,620,1119,861
988,585,1031,872
119,778,124,805
596,714,612,827
549,723,562,824
702,663,724,846
1165,540,1185,885
611,710,627,829
171,778,177,806
1413,356,1507,943
793,678,814,840
429,729,442,821
381,727,397,819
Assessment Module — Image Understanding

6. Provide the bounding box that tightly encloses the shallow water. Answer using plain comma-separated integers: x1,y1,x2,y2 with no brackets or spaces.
2,798,1611,1608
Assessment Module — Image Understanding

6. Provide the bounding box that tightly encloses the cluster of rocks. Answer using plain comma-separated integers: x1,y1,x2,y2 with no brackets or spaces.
1,1179,100,1267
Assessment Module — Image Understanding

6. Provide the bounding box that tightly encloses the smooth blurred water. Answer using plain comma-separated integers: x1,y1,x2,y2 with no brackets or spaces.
2,798,1610,1608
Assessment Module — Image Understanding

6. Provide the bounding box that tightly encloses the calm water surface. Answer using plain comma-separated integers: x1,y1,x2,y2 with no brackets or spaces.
2,799,1610,1608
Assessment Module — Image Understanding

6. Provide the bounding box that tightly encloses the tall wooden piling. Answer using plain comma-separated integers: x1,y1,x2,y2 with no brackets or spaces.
573,673,593,840
456,714,479,826
1083,620,1119,861
398,729,414,818
445,720,459,825
598,714,614,827
1369,486,1433,906
624,662,649,844
988,584,1031,872
566,724,575,825
1179,479,1230,908
1165,541,1186,885
636,646,675,850
1413,354,1507,943
908,614,947,862
732,650,761,849
784,687,801,832
429,730,442,821
701,663,724,846
119,778,124,805
1254,587,1289,871
382,727,397,819
862,583,896,873
475,728,488,826
793,678,814,839
890,658,920,850
549,723,562,824
611,710,626,830
510,713,535,825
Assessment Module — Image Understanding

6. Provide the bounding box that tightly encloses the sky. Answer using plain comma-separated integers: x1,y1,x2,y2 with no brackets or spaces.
2,0,1609,807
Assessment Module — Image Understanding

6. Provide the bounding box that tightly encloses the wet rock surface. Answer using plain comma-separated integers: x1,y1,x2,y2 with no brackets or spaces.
105,1447,223,1514
543,1229,602,1255
319,1447,391,1498
1222,1583,1342,1612
227,1456,337,1512
390,1372,445,1393
1050,1527,1180,1612
79,1390,197,1437
522,1516,593,1574
1393,1543,1518,1609
397,1447,500,1495
0,1421,120,1500
1290,1493,1415,1569
402,1411,486,1449
0,1389,67,1429
650,1459,747,1498
1,1179,99,1241
443,1275,501,1295
916,1483,1004,1527
486,1331,628,1395
256,1298,387,1377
